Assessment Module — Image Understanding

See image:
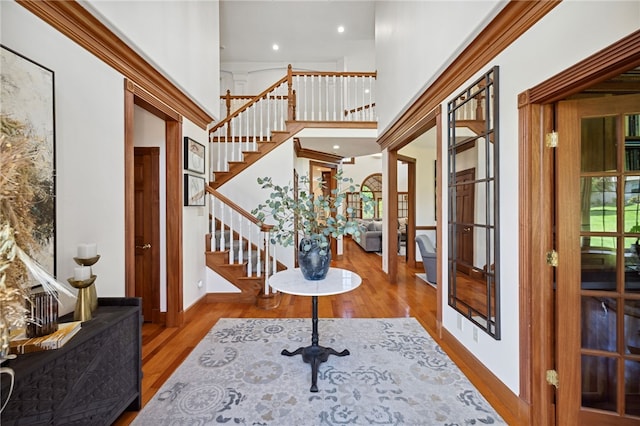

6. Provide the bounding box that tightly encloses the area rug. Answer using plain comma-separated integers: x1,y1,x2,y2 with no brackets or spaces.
132,318,506,425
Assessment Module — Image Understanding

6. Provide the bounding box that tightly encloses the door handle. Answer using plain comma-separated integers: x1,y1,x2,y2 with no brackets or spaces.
463,227,471,232
136,243,151,250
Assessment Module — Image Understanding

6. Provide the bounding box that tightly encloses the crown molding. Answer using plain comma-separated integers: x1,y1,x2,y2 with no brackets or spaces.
294,137,345,163
526,29,640,104
378,1,560,150
17,0,213,129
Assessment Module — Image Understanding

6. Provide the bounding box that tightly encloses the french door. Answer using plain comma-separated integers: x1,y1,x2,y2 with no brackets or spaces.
556,94,640,425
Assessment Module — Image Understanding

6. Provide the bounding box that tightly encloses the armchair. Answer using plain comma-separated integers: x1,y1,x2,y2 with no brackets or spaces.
416,234,437,284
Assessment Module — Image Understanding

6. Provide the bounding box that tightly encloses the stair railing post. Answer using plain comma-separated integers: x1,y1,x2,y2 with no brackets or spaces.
225,89,231,118
287,64,294,121
292,90,297,121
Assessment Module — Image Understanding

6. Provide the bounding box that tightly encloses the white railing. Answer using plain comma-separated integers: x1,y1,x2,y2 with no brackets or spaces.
211,65,377,175
207,188,277,295
292,72,376,122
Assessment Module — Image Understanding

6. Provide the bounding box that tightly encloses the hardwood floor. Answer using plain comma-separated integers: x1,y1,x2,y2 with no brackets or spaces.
113,238,516,425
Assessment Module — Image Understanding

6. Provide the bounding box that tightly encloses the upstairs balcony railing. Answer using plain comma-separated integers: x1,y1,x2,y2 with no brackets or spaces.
210,65,376,174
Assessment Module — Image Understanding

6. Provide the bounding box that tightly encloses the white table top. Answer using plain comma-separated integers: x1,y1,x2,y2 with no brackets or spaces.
268,267,362,296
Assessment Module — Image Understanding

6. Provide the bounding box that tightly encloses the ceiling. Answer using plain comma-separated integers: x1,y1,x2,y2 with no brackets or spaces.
220,0,379,158
219,1,375,64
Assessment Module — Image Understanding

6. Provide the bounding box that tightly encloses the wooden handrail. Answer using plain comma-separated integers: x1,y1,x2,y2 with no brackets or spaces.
210,75,289,132
291,70,377,78
344,103,376,116
206,185,273,232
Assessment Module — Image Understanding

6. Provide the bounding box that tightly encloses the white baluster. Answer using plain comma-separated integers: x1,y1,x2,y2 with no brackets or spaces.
219,203,226,253
228,205,234,264
271,243,277,283
303,75,308,121
247,221,253,276
251,103,256,151
256,228,262,278
266,94,271,137
346,76,351,121
368,76,373,121
333,74,342,121
360,76,365,121
258,98,264,141
230,119,235,164
264,234,270,295
311,75,315,121
340,75,345,121
245,108,249,152
325,75,329,121
237,215,243,265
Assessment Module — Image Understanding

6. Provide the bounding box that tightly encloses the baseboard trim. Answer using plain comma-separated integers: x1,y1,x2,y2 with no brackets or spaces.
205,292,256,304
441,327,530,425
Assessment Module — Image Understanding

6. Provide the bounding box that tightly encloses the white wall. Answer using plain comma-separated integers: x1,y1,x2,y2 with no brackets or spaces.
182,122,210,309
84,0,221,119
433,1,640,393
374,1,505,134
1,2,125,310
1,1,219,314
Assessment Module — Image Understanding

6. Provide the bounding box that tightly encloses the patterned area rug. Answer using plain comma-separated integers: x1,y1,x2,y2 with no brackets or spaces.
132,318,506,425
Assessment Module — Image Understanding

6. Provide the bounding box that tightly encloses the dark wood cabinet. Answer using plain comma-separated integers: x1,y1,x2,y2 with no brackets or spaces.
1,297,142,425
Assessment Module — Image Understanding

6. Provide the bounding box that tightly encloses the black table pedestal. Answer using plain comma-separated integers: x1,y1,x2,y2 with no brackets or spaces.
281,295,349,392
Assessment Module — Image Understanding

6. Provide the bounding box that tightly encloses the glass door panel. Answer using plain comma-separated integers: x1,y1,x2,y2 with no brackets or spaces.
559,94,640,424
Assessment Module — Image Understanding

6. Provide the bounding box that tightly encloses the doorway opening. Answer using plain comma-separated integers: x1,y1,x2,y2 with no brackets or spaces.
124,80,184,327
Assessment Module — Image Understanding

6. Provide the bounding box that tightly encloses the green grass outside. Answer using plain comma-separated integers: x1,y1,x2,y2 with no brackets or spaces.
587,204,640,248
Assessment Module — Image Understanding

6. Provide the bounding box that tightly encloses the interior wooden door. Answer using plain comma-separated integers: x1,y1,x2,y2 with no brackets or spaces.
134,147,160,322
456,168,475,274
556,94,640,425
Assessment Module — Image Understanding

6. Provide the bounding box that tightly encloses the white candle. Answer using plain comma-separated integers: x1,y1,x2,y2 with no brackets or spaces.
74,266,90,281
86,243,97,257
77,243,97,258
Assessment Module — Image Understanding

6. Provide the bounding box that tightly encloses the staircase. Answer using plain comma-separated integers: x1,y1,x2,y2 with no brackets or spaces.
204,65,377,307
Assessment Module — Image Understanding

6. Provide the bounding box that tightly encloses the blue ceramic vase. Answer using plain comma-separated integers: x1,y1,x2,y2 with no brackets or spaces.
298,237,331,280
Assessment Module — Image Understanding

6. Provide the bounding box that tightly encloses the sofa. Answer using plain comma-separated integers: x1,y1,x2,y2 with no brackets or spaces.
354,219,383,252
354,218,408,253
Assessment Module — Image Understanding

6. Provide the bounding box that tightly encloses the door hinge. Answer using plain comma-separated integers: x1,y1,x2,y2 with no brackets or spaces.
546,131,558,148
546,369,559,388
546,250,558,267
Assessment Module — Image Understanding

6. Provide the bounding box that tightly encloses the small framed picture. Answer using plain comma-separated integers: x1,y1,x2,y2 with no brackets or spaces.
184,174,205,206
184,137,205,174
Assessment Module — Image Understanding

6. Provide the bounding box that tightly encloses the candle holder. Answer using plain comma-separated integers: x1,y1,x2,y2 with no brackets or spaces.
67,275,97,322
73,255,100,312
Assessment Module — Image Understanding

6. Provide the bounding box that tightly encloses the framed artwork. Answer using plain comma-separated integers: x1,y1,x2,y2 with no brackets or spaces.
0,45,56,276
184,136,205,174
184,174,205,206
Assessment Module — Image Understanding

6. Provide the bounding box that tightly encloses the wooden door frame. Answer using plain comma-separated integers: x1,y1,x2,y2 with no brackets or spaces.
309,160,338,257
386,106,441,280
519,30,640,425
125,79,184,327
397,155,417,270
455,168,476,275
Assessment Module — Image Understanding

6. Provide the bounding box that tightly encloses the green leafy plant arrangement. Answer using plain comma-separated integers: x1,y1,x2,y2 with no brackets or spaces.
252,170,372,255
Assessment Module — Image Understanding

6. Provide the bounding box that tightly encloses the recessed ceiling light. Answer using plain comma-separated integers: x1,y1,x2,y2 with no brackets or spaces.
364,89,370,94
272,44,279,51
337,26,345,33
333,145,340,150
